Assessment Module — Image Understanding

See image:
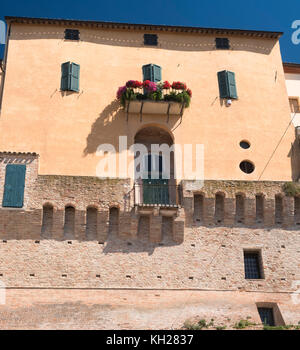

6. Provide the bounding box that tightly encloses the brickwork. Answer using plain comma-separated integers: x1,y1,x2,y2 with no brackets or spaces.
0,289,299,330
0,154,300,326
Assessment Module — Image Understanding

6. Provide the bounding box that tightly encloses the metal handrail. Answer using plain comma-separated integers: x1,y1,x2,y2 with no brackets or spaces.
133,183,181,207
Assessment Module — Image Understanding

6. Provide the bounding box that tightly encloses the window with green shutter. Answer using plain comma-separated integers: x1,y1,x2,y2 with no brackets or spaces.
142,64,162,82
2,164,26,208
61,62,80,92
217,70,238,99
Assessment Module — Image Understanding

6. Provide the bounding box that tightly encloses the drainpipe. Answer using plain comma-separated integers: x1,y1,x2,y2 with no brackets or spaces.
0,20,12,114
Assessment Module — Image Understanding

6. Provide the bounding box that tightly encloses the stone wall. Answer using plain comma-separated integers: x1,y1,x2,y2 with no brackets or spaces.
0,289,299,330
0,153,299,326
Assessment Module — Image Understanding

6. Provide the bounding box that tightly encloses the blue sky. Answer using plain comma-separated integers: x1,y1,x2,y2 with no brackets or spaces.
0,0,300,62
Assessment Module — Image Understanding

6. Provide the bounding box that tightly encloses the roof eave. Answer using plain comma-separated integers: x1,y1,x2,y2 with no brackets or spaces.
4,16,283,39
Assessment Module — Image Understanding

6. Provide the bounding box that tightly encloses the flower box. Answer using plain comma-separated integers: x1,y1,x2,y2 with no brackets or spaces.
116,80,192,117
125,100,184,116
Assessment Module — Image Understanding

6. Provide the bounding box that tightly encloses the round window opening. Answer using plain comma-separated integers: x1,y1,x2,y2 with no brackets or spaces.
240,140,250,149
240,161,255,174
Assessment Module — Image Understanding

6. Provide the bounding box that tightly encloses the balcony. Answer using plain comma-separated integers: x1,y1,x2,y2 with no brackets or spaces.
125,100,185,119
117,80,192,120
134,183,181,208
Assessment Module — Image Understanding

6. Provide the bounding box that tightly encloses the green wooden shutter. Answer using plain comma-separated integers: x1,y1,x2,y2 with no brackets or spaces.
227,71,238,99
153,64,162,82
217,70,238,99
2,164,26,208
61,62,71,91
217,70,229,98
61,62,80,92
142,64,153,81
142,64,162,82
70,63,80,92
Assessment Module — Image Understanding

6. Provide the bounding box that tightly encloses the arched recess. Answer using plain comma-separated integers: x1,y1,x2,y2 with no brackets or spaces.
235,193,245,223
86,206,98,240
194,192,205,222
134,125,176,205
64,205,75,239
215,192,225,224
41,203,54,238
294,196,300,225
109,207,119,235
275,194,283,224
255,193,264,223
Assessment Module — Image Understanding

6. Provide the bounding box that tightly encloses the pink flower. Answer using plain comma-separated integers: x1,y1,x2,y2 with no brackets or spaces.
143,80,157,92
117,86,127,99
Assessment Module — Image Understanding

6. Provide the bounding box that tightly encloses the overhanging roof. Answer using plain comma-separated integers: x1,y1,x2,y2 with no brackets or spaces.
5,16,283,39
283,62,300,74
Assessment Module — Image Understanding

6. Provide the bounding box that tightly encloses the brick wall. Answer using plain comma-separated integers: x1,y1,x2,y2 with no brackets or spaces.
0,153,299,325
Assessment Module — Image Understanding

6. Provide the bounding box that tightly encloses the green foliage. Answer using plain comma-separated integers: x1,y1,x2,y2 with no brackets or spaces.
183,321,202,330
233,319,256,329
282,182,300,196
164,90,191,107
183,319,212,330
120,88,191,108
197,319,208,329
148,89,163,101
120,88,137,107
215,326,227,330
135,93,147,101
263,324,300,330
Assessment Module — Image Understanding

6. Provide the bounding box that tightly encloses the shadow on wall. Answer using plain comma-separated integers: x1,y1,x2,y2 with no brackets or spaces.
83,99,180,157
103,229,181,257
10,29,276,55
83,99,122,156
183,193,300,231
0,206,181,255
288,135,300,181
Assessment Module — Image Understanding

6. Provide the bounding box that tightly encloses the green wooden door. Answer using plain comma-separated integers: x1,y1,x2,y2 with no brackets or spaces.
143,155,169,205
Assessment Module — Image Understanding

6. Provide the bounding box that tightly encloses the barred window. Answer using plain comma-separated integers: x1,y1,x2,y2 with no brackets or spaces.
215,38,230,49
258,307,275,326
65,29,80,41
244,251,262,279
144,34,158,46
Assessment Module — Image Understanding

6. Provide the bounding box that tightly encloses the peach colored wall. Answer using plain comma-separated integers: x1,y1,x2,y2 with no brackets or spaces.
285,72,300,127
0,23,296,181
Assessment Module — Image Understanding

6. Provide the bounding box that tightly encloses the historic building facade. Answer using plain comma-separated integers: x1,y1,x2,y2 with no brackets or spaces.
0,16,299,329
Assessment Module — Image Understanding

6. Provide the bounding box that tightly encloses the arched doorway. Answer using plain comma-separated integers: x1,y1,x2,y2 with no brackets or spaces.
134,125,175,205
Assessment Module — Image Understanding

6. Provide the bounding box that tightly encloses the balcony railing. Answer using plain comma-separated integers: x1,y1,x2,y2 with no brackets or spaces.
117,81,192,120
134,183,181,207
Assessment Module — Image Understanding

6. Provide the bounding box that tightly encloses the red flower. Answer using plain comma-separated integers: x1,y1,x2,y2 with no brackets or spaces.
126,80,143,88
135,80,143,88
172,81,186,90
163,81,171,89
143,80,151,88
187,88,192,97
